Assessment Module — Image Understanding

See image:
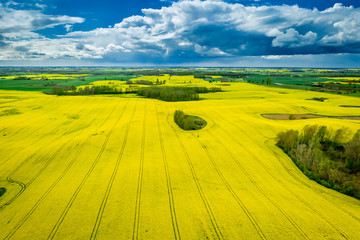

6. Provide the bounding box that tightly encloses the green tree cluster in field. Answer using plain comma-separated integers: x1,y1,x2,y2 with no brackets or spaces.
13,76,31,80
0,187,5,198
174,110,207,130
126,79,166,85
137,86,221,101
314,82,359,94
52,85,137,95
277,125,360,199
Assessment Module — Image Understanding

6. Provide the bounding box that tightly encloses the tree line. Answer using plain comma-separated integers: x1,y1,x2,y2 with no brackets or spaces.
137,86,221,101
126,79,166,85
314,82,359,94
277,125,360,199
51,85,221,101
51,85,137,95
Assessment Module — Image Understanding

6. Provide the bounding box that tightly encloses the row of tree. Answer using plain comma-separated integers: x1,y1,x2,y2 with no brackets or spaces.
52,85,221,100
247,77,272,85
277,125,360,199
314,82,359,94
137,86,221,101
52,85,137,95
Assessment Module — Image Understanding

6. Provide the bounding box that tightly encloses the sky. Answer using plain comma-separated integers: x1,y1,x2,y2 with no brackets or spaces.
1,0,360,67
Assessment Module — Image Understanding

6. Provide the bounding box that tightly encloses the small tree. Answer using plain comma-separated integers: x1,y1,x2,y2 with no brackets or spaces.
266,77,272,85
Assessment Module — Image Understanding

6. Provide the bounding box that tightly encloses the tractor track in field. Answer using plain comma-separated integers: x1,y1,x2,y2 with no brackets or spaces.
165,105,224,240
0,97,64,137
200,130,309,240
48,99,133,240
0,97,89,167
198,142,267,240
0,96,86,147
131,102,147,240
2,99,123,240
90,100,138,240
4,140,86,240
264,138,360,229
0,97,57,128
263,141,350,239
0,98,96,211
190,106,309,239
155,103,181,240
176,104,267,239
210,108,351,239
223,108,353,240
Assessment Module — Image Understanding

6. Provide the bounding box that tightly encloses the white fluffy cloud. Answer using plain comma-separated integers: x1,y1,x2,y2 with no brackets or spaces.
2,1,360,63
0,4,84,39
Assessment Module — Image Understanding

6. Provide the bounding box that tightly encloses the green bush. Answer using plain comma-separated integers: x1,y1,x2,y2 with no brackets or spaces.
174,110,207,130
0,187,6,198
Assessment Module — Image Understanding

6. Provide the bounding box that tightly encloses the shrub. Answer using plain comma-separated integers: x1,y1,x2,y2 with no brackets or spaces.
174,110,207,130
0,187,5,198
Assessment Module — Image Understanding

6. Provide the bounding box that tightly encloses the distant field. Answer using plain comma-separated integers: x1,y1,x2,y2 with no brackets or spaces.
1,77,360,239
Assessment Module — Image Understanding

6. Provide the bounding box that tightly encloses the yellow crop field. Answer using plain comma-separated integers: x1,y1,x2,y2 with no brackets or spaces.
1,81,360,239
321,77,360,85
0,74,88,80
322,77,360,81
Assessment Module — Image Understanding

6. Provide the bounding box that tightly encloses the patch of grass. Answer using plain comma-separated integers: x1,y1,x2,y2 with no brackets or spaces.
0,109,21,116
310,97,328,102
0,188,5,198
67,114,80,120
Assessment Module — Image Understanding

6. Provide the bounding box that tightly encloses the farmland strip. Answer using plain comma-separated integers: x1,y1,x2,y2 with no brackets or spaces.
212,103,360,225
167,110,224,240
264,139,351,239
264,138,360,224
48,99,131,240
175,103,266,239
0,98,96,211
211,108,350,240
0,97,89,167
222,110,351,239
155,102,181,240
131,101,147,240
90,100,138,240
199,143,267,239
189,106,309,239
3,99,123,239
203,130,309,240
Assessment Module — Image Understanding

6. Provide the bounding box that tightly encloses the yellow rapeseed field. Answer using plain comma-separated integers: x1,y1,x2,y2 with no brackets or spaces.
0,80,360,239
0,74,88,80
322,77,360,81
